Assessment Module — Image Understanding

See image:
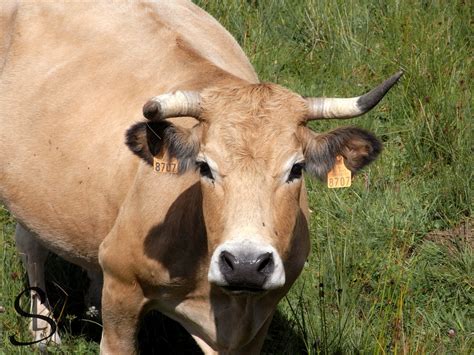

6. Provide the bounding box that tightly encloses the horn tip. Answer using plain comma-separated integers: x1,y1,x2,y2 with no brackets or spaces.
356,70,403,112
143,100,162,120
393,70,404,81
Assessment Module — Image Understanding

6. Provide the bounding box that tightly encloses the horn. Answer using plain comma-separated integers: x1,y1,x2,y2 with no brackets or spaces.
305,71,403,120
143,91,202,120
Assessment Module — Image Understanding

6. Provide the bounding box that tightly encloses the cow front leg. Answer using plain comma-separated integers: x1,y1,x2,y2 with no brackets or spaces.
14,223,61,346
100,275,144,355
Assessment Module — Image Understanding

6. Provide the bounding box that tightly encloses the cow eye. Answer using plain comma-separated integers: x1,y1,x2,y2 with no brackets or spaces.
287,162,305,183
197,161,214,180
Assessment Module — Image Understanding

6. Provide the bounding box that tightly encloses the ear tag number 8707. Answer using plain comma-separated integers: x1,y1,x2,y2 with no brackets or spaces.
327,156,351,188
153,155,179,174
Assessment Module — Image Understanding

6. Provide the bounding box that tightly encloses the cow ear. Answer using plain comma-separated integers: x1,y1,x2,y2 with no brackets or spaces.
300,126,382,180
125,121,199,173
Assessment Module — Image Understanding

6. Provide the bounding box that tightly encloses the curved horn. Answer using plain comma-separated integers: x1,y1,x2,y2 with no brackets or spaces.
143,91,202,120
305,71,403,120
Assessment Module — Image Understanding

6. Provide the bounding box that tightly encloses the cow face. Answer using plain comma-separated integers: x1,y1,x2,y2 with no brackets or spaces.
126,83,382,295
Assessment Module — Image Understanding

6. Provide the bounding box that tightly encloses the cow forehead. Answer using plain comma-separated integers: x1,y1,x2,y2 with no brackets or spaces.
199,83,308,166
200,83,308,123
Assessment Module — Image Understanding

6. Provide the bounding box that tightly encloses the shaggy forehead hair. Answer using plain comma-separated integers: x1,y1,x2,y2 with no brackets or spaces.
199,83,308,163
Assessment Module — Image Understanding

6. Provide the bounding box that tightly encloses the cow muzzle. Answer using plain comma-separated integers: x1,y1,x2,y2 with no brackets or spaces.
208,239,286,293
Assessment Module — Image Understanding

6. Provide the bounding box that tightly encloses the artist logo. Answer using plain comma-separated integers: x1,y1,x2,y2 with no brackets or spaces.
9,287,57,346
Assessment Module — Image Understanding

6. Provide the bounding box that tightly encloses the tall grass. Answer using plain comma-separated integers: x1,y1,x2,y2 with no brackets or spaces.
1,1,472,353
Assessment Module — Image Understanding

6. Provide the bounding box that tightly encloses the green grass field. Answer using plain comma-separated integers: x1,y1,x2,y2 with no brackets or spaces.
1,0,472,353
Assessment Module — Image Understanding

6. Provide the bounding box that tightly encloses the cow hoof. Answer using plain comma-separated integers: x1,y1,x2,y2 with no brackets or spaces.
31,326,61,347
30,310,61,346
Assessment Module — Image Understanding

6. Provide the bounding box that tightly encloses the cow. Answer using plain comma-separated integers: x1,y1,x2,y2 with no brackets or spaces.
0,1,402,353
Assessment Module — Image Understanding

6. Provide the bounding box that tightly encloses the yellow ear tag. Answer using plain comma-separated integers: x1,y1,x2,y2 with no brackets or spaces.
327,155,351,188
153,152,179,174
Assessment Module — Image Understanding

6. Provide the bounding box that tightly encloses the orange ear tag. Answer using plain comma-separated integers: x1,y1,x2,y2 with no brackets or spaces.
153,152,179,174
327,155,351,188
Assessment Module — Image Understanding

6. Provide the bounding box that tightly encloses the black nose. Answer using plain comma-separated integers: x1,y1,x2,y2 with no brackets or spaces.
219,251,274,291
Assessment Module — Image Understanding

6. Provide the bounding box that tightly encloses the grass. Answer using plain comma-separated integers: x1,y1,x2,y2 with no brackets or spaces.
1,0,472,353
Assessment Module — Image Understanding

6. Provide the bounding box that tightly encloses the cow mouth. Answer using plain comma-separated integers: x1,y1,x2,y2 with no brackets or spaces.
222,285,266,294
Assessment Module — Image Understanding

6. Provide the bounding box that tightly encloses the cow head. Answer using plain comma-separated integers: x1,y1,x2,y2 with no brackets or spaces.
126,72,402,295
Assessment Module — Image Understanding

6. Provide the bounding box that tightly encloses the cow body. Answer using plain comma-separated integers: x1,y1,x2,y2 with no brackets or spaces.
1,1,301,352
1,1,399,353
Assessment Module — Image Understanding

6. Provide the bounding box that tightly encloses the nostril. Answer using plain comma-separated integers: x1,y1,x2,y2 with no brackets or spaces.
256,252,274,275
220,251,236,273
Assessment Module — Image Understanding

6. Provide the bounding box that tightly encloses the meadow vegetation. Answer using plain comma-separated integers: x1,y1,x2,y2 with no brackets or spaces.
1,0,472,353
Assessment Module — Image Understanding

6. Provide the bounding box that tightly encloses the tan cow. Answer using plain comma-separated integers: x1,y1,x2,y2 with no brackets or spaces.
0,1,401,353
